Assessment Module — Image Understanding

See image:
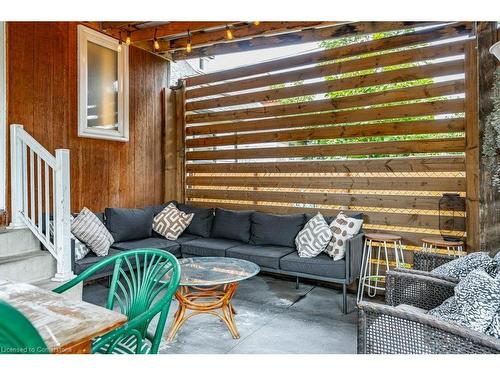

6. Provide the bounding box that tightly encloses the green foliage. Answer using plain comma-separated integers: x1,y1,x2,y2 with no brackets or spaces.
483,68,500,189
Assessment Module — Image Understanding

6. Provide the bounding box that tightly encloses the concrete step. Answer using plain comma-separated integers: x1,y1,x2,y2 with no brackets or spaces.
32,278,83,301
0,250,56,283
0,228,41,257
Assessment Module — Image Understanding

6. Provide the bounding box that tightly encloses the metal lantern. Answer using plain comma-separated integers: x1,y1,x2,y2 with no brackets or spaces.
438,193,466,241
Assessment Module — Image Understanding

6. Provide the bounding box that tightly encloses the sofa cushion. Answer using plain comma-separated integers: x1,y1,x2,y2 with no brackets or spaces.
326,211,363,261
152,203,194,240
72,207,114,256
249,212,305,248
211,208,252,243
74,248,122,275
295,213,332,258
226,244,295,269
174,233,201,244
111,237,181,258
279,252,346,279
181,238,244,258
177,203,214,238
105,207,154,242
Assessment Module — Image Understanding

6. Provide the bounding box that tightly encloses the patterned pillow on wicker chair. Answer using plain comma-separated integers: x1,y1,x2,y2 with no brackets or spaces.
430,252,497,279
153,203,194,240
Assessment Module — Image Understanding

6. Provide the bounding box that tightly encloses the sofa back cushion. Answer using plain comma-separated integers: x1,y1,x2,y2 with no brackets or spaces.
211,208,252,243
105,207,154,242
250,212,305,248
177,203,214,238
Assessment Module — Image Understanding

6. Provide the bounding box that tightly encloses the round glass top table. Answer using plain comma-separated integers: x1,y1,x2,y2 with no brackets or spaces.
166,257,260,342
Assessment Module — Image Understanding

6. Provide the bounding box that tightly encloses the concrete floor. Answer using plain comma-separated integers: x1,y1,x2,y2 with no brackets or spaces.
83,274,358,354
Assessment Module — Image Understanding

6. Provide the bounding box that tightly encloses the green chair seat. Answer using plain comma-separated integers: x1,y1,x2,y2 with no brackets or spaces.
53,248,181,354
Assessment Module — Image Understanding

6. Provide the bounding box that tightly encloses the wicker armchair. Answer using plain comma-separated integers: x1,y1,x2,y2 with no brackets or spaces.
357,252,500,354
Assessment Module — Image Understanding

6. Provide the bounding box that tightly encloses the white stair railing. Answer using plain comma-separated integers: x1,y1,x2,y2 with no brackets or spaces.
9,124,74,282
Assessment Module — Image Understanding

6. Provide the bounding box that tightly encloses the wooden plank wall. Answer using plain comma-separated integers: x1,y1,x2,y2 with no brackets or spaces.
6,22,168,216
182,22,476,258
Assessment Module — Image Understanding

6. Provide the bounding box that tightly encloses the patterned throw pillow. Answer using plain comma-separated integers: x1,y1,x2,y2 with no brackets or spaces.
50,218,90,261
430,251,497,279
153,203,194,240
295,213,332,258
71,207,114,257
486,312,500,339
325,212,363,261
428,269,500,333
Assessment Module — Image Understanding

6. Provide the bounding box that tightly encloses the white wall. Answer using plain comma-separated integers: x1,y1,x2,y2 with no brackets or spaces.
0,22,5,211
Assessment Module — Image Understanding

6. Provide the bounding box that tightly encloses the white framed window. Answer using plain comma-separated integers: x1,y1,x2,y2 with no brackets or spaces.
0,22,6,210
78,25,129,142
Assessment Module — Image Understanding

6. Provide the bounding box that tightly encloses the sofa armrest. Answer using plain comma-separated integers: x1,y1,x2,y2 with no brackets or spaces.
413,251,455,272
385,269,457,310
357,301,500,354
345,232,364,283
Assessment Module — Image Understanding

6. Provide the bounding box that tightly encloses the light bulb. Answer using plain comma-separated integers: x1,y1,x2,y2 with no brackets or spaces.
154,39,160,51
226,26,233,40
253,21,260,26
186,41,192,53
125,35,131,45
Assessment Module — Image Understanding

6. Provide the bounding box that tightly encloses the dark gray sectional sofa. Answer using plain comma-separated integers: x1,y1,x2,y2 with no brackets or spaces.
72,202,364,313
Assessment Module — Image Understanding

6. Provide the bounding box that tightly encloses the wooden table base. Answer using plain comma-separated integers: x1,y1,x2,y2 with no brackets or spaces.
167,283,240,342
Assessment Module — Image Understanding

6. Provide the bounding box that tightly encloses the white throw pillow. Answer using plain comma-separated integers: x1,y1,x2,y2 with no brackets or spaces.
430,252,497,279
325,212,363,261
71,207,114,257
153,203,194,240
295,213,332,258
50,218,90,261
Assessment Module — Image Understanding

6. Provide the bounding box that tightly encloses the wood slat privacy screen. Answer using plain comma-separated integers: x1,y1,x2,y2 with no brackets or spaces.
182,22,474,257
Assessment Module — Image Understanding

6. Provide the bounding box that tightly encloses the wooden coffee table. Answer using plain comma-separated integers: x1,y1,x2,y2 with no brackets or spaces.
165,257,260,342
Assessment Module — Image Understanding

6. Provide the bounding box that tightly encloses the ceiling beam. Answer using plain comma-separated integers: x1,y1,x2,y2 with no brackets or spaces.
129,22,237,42
171,21,440,60
167,21,338,51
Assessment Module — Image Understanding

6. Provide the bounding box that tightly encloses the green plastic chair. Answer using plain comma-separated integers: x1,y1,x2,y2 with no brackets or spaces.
0,300,49,354
53,248,181,354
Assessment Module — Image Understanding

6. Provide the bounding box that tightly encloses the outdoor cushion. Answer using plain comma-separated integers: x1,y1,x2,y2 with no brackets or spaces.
152,203,194,240
181,238,244,258
111,237,181,257
295,213,332,258
177,203,214,238
72,207,114,256
105,207,154,242
430,251,497,279
74,248,122,275
487,312,500,339
249,212,305,248
279,252,346,279
226,244,295,269
210,208,253,243
95,334,150,354
174,233,201,244
428,269,500,334
325,211,363,261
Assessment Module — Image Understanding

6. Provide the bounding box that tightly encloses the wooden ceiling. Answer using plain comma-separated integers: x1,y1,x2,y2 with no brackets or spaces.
94,21,346,60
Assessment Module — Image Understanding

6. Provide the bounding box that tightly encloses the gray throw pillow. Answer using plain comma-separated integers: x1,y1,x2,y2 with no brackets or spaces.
430,251,497,279
250,212,305,248
177,203,214,238
210,208,253,243
71,207,114,257
428,269,500,333
105,207,154,242
295,213,332,258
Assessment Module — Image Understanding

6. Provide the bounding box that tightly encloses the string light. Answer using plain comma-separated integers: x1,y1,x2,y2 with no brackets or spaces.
225,25,233,40
186,29,192,53
253,21,260,26
125,30,131,46
153,28,160,51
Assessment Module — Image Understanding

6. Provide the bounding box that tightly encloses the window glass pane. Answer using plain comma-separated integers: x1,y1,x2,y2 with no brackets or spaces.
87,41,118,129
